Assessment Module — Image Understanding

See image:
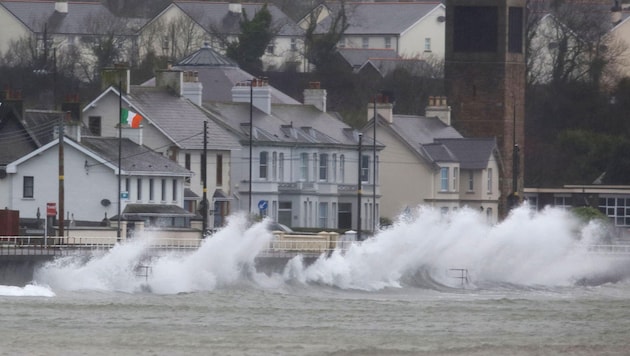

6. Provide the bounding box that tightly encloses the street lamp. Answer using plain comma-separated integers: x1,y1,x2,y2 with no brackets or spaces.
357,133,363,241
248,79,254,215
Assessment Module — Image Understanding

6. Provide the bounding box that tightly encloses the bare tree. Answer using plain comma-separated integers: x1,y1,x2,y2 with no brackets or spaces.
139,13,207,64
303,1,350,71
526,0,627,88
78,10,133,83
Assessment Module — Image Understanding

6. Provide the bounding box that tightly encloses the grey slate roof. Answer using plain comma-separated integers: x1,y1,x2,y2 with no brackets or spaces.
338,48,399,68
174,1,304,37
322,2,442,35
433,138,498,170
0,1,142,34
390,115,461,146
125,86,240,151
0,107,62,165
142,45,300,105
203,101,359,147
80,136,192,176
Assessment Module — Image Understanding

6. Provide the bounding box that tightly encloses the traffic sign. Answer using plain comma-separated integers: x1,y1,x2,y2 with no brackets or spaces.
258,200,268,210
46,202,57,217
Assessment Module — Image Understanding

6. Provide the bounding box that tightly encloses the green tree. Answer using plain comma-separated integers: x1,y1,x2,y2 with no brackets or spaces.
225,4,274,75
303,1,349,71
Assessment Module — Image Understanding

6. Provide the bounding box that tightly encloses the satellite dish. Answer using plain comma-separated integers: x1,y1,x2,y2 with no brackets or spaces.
437,16,446,23
101,199,111,207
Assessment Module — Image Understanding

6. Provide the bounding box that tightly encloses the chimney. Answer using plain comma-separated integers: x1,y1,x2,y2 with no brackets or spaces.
425,96,451,126
63,111,82,142
232,78,272,115
182,71,203,106
367,93,394,124
2,85,23,117
122,127,143,146
61,93,81,123
55,0,68,14
155,68,183,96
303,82,327,112
229,2,242,14
101,65,130,94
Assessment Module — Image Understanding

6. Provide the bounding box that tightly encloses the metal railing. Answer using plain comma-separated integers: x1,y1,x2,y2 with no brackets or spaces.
0,236,353,256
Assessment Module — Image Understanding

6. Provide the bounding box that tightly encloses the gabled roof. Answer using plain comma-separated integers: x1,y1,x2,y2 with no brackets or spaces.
124,86,240,151
142,45,300,104
359,58,432,77
321,2,443,35
81,137,192,176
431,138,498,170
6,135,192,177
337,48,399,69
202,101,359,147
0,0,143,34
173,1,304,37
0,106,61,165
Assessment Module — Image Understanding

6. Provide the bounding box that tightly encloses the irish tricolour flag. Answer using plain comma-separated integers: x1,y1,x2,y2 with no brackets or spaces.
120,108,143,128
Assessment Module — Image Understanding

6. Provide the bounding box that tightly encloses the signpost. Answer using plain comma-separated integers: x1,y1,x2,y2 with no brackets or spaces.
45,202,56,247
258,200,268,217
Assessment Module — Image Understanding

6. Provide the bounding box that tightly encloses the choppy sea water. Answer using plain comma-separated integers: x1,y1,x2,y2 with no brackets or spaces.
2,206,630,355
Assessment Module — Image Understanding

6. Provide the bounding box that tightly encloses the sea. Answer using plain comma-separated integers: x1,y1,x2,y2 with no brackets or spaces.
1,206,630,356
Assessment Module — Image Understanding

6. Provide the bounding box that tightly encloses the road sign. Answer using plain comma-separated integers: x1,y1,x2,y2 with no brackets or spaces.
46,202,57,217
121,191,129,199
258,200,268,210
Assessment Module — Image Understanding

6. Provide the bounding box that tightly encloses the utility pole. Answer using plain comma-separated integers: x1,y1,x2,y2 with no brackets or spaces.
372,95,377,233
202,120,208,237
357,133,362,241
58,112,65,237
117,81,122,241
248,79,253,215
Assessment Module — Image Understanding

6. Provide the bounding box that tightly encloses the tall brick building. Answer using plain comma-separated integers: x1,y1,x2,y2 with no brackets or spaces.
444,0,526,217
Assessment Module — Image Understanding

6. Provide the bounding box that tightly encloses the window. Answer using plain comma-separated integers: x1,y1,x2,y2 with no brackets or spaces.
453,167,459,191
424,38,431,52
290,38,297,51
125,178,130,198
468,171,474,191
312,153,318,182
149,178,154,201
332,154,337,182
272,152,277,181
300,153,309,181
216,154,223,186
487,168,493,194
362,37,369,49
384,37,391,49
440,168,449,191
259,151,268,179
279,153,285,182
172,179,177,201
319,154,328,181
137,179,142,200
161,179,166,201
453,6,498,53
88,116,101,136
340,154,345,183
508,7,524,53
361,155,370,182
185,153,191,183
319,203,328,228
278,201,292,227
554,196,571,210
266,41,275,54
23,176,34,198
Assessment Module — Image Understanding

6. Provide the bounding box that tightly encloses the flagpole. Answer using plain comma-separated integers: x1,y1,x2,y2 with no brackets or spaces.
117,80,122,241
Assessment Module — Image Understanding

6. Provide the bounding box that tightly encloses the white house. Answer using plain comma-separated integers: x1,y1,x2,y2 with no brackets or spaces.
139,1,306,72
3,134,193,229
203,80,382,232
362,96,501,224
82,66,241,229
301,2,445,63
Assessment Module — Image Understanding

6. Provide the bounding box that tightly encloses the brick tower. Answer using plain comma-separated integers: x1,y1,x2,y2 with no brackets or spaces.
444,0,526,217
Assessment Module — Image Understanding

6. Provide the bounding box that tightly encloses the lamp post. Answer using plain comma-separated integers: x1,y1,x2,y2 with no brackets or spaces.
372,94,377,234
511,95,519,210
248,79,254,215
357,133,363,241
